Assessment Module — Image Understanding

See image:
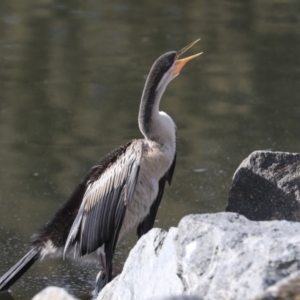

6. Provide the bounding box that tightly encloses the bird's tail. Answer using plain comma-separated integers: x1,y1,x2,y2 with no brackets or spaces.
0,247,41,291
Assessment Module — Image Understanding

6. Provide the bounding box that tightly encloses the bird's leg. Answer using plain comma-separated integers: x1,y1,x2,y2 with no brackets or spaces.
92,247,107,297
94,211,124,295
92,270,106,299
99,248,106,271
97,246,121,279
94,243,112,296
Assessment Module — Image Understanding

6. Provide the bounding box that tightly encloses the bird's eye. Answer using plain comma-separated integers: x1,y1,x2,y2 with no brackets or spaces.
168,53,177,68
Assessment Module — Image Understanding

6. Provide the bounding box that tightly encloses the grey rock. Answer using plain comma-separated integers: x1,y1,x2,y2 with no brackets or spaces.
31,286,77,300
226,151,300,221
97,213,300,300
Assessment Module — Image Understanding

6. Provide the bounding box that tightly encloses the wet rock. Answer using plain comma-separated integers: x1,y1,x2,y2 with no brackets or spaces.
97,213,300,300
31,286,77,300
226,151,300,221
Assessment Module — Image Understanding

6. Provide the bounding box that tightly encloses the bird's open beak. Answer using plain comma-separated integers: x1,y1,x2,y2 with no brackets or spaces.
172,39,203,76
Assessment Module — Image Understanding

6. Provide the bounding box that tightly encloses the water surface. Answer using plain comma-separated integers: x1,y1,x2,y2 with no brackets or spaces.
0,0,299,299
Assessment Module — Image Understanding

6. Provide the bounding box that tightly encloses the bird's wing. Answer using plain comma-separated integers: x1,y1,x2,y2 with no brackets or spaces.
64,140,143,257
137,152,177,238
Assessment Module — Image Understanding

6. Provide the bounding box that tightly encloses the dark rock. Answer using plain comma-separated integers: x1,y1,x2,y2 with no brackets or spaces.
226,151,300,221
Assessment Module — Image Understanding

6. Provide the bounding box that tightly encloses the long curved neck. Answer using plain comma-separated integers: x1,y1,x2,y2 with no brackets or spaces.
138,71,173,142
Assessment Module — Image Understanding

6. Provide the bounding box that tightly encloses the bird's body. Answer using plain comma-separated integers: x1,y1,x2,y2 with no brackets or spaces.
119,138,176,240
0,39,201,293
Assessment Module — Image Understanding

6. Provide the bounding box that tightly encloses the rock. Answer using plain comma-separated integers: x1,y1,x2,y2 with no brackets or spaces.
153,297,202,300
31,286,77,300
98,227,184,299
97,213,300,300
253,271,300,300
226,151,300,221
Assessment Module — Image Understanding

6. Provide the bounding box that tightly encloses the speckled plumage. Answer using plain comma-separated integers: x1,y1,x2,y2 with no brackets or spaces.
0,47,191,293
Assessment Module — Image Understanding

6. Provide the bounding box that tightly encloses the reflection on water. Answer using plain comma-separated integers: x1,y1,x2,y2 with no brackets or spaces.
0,0,299,299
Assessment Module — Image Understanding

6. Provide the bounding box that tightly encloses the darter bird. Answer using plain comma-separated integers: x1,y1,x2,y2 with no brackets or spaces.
0,39,202,293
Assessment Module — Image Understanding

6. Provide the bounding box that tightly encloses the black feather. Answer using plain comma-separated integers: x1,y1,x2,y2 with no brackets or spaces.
79,184,126,256
0,248,40,291
64,139,142,260
32,140,136,249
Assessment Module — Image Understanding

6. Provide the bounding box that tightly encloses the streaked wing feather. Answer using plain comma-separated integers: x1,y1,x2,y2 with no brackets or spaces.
64,140,143,257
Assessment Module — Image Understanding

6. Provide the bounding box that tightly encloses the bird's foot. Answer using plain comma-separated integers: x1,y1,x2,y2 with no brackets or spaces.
92,267,122,298
92,270,107,298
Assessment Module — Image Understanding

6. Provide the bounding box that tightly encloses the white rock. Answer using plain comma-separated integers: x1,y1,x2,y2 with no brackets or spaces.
97,213,300,300
99,227,184,300
31,286,77,300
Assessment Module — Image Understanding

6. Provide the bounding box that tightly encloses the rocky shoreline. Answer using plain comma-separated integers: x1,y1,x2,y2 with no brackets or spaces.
25,151,300,299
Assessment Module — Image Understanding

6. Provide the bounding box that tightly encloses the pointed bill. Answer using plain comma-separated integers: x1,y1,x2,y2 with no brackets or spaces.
177,38,201,58
172,39,202,75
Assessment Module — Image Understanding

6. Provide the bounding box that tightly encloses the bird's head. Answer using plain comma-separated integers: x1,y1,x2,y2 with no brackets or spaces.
173,38,203,76
151,39,203,93
139,39,202,137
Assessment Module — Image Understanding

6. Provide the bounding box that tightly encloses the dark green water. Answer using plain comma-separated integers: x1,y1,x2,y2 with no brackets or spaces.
0,0,299,299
